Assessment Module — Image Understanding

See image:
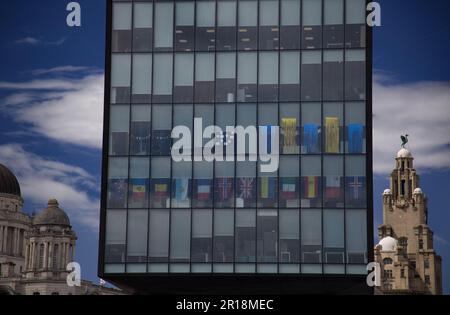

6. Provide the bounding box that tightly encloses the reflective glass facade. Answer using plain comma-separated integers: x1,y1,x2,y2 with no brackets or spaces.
101,0,372,287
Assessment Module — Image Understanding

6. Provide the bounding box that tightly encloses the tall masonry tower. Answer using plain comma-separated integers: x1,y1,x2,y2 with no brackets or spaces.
375,147,443,294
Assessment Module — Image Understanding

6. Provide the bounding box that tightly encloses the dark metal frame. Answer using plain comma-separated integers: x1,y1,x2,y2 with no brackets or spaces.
99,0,374,294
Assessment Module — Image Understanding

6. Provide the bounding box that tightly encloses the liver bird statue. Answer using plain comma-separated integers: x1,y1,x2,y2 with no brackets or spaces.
401,134,409,148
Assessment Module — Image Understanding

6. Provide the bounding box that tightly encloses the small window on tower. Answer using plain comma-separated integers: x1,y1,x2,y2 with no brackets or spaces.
383,258,393,265
419,239,424,250
400,269,405,278
425,275,431,285
424,259,430,269
399,237,408,248
401,180,406,196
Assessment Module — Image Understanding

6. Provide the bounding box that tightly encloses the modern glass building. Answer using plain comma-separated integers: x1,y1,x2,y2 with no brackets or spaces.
99,0,373,294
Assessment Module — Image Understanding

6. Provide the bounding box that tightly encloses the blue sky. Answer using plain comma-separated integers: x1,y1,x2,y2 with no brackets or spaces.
0,0,449,294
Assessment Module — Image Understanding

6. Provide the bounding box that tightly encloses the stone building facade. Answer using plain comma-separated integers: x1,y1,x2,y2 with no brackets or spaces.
0,163,123,295
375,148,443,295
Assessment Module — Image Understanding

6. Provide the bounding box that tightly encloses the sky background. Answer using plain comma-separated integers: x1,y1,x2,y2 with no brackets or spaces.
0,0,449,294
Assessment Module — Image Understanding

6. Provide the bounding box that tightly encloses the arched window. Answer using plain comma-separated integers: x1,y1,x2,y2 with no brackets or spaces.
53,244,59,270
399,237,408,248
383,258,393,265
38,244,45,269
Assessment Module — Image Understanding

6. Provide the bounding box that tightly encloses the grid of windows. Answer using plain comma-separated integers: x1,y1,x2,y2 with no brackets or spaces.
105,0,369,275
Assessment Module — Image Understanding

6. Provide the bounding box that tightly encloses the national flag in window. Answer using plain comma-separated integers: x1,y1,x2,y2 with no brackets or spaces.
346,176,366,205
130,178,148,204
281,177,297,200
108,178,128,208
173,178,190,201
237,177,256,201
303,124,320,153
348,124,364,153
325,117,340,153
195,179,212,201
281,118,299,154
215,178,233,202
259,177,277,199
152,178,169,199
325,176,342,199
302,176,320,199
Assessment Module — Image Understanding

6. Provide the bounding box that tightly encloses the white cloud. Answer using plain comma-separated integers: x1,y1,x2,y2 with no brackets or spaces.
373,75,450,174
0,72,104,149
14,36,66,46
30,66,97,76
0,144,99,230
14,37,42,45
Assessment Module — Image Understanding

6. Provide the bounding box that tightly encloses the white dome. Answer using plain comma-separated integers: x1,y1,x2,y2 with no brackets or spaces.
397,148,412,158
378,236,398,251
413,188,423,194
383,189,392,195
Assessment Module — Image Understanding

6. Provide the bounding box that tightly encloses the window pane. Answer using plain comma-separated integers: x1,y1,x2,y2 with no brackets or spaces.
107,157,128,209
154,2,173,49
127,210,148,262
324,0,343,24
237,52,257,102
301,209,322,263
196,1,216,51
280,0,300,50
214,209,234,262
236,160,256,208
149,210,169,262
128,157,150,208
301,102,322,154
111,54,131,103
301,51,322,101
193,161,213,208
346,0,366,48
175,2,195,51
280,103,300,154
280,52,300,101
323,50,344,101
172,161,192,208
217,0,237,50
151,105,172,155
153,54,173,102
218,0,237,26
323,156,344,207
346,0,366,24
109,105,129,156
301,156,322,208
258,52,278,101
259,0,279,50
236,210,256,262
195,53,215,102
216,52,236,102
323,210,344,264
174,53,194,102
112,3,132,52
132,54,152,103
281,0,300,26
346,210,367,263
302,0,322,49
324,102,343,153
215,161,235,208
150,157,171,208
133,3,153,52
170,210,191,262
345,156,366,208
346,102,366,153
238,0,258,50
257,210,278,262
279,156,299,208
105,210,126,263
279,210,299,263
130,105,151,155
345,50,366,100
192,210,213,262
